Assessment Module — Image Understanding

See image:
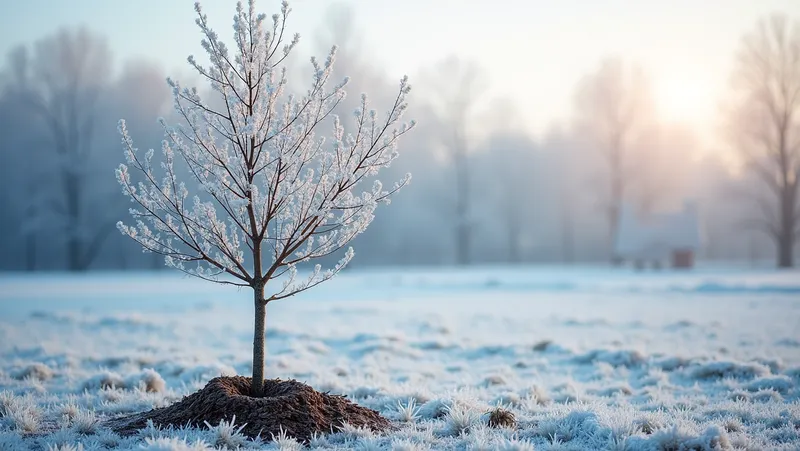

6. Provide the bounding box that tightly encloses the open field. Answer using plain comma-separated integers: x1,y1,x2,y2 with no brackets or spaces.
1,266,799,450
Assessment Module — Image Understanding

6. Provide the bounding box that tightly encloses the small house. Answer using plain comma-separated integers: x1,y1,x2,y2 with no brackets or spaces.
614,201,702,269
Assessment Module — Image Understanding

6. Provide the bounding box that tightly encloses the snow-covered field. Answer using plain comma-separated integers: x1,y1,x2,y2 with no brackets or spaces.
1,265,799,450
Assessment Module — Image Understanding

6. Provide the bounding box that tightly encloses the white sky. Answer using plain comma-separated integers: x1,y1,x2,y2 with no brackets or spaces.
2,0,800,146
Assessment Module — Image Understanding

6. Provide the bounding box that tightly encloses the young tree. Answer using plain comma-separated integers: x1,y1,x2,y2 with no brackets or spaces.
115,0,414,397
728,14,800,268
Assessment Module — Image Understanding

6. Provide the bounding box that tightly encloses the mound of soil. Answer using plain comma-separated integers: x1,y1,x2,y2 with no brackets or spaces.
105,376,391,442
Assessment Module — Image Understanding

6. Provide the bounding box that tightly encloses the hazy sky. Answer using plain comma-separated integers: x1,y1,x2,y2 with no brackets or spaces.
2,0,800,145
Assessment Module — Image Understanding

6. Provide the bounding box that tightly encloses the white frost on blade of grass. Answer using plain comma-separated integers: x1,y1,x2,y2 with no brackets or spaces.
390,438,431,451
572,349,647,367
203,415,248,450
393,398,422,423
332,422,377,443
83,370,126,390
12,363,53,381
125,368,167,393
353,435,384,451
744,375,795,394
45,444,84,451
0,432,25,451
629,423,732,451
687,360,771,380
70,409,100,435
0,392,41,434
270,427,303,451
443,403,481,436
140,437,213,451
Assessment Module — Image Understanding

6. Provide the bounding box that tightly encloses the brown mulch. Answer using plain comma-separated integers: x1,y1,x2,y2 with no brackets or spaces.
104,376,392,442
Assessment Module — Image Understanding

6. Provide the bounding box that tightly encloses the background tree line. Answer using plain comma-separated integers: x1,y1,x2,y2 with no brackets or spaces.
0,6,797,270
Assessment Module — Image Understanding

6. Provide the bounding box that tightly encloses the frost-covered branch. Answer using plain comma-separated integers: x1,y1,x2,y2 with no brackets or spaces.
116,0,414,296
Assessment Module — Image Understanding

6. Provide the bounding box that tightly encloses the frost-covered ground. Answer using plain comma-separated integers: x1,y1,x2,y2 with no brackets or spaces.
1,265,799,450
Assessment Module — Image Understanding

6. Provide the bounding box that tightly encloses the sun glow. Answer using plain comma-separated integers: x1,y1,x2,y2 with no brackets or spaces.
654,75,716,126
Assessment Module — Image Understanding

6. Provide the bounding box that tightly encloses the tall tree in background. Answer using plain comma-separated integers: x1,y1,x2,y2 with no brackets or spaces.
482,99,532,263
116,0,414,397
11,28,115,270
573,58,654,261
1,48,48,271
477,131,537,263
425,56,486,265
729,14,800,268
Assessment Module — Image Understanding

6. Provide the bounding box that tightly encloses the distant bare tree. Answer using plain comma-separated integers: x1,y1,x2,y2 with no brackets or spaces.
478,131,537,263
11,28,115,270
424,56,486,265
1,47,43,271
729,14,800,268
573,58,654,261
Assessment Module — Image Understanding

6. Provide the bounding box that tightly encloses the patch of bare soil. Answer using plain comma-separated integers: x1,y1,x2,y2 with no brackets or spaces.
105,376,391,442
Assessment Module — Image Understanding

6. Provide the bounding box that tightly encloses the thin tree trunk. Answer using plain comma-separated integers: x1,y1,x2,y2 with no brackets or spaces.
455,167,470,265
65,172,82,271
777,185,796,268
608,134,624,264
251,283,267,397
562,211,575,264
504,205,520,263
456,222,470,265
25,233,36,272
507,225,520,263
608,203,621,265
454,132,470,265
778,233,794,268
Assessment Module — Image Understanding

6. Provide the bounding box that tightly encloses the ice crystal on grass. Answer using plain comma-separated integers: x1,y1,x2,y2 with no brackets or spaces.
0,393,41,434
45,444,84,451
270,426,303,451
353,436,385,451
390,438,431,451
71,410,100,435
444,403,481,436
140,437,213,451
0,432,26,451
130,369,167,393
84,371,126,391
394,398,422,423
336,422,377,441
13,363,53,381
495,437,536,451
688,360,770,380
138,419,165,441
93,428,122,448
204,415,248,450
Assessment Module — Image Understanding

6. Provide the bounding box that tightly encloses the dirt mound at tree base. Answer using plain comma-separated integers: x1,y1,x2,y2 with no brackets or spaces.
104,376,392,442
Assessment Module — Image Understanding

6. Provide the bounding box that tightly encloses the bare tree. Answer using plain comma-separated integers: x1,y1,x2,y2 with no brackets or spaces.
12,28,115,270
729,14,800,268
573,58,655,261
424,56,486,265
116,0,414,397
477,131,537,263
